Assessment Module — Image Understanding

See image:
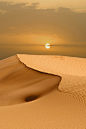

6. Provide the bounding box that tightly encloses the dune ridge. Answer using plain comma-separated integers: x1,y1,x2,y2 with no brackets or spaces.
0,54,86,129
17,54,86,105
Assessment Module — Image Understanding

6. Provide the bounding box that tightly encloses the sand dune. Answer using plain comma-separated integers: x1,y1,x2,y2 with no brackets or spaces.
0,55,61,106
18,54,86,105
0,54,86,129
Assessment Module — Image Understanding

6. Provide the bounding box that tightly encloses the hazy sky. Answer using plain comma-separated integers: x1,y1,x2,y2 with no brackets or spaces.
0,0,86,59
0,0,86,11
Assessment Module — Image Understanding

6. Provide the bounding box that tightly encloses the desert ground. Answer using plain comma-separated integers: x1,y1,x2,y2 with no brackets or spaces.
0,54,86,129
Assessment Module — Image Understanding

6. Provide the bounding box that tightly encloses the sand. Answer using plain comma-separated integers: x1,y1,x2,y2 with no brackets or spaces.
0,55,61,106
17,54,86,105
0,54,86,129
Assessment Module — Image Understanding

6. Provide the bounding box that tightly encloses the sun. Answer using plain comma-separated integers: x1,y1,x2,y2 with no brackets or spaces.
45,43,50,49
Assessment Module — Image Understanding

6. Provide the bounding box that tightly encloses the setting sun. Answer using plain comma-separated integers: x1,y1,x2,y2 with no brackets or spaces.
45,43,50,49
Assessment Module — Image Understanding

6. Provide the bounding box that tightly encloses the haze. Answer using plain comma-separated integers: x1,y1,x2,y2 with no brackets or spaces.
0,0,86,59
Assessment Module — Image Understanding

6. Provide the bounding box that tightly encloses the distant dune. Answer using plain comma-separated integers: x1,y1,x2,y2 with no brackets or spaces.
0,54,86,129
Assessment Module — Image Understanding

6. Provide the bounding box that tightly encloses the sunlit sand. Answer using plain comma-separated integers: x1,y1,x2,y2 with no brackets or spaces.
0,54,86,129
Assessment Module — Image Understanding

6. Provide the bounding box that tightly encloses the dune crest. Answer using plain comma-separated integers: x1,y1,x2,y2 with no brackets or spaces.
17,54,86,105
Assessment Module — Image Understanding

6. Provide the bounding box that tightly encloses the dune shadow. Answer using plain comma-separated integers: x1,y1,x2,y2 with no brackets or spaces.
25,95,40,102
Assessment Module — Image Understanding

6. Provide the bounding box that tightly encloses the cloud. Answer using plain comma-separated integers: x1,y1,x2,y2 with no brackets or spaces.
8,26,15,29
0,9,8,14
0,2,86,45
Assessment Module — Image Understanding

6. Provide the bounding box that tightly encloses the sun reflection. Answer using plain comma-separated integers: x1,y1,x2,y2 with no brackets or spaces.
45,43,50,49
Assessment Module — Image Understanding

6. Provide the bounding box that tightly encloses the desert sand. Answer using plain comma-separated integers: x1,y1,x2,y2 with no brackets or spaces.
0,54,86,129
0,55,61,106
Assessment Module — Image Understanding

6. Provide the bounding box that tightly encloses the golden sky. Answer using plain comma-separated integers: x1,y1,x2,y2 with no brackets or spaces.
0,0,86,11
0,0,86,59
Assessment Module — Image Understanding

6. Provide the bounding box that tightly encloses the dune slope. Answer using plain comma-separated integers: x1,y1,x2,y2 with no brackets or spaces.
0,55,61,106
17,54,86,105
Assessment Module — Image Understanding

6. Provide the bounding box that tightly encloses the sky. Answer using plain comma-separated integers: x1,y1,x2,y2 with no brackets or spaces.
0,0,86,59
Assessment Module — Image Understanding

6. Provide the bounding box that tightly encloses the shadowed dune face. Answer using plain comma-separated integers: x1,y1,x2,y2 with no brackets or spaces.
0,55,61,106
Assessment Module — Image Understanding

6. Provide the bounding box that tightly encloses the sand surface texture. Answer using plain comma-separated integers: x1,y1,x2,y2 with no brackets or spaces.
18,54,86,105
0,54,86,129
